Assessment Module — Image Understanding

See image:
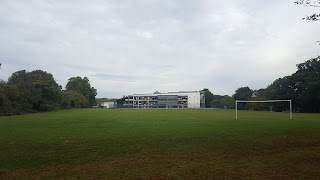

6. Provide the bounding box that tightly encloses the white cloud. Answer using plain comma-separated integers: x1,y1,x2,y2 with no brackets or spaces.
0,0,319,97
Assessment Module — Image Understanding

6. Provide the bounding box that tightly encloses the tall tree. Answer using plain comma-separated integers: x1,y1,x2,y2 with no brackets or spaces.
295,56,320,112
6,70,62,113
7,70,35,113
264,76,297,112
66,76,97,106
211,94,224,108
233,87,253,110
1,69,100,115
233,87,253,101
220,95,234,109
265,56,320,112
89,87,97,106
61,90,89,108
29,70,62,111
0,81,20,115
202,88,214,108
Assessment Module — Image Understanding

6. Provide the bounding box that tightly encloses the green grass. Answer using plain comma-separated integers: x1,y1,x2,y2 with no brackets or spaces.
0,109,319,179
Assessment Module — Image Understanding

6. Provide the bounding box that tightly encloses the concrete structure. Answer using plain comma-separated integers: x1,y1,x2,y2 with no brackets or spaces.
101,102,115,108
123,91,205,108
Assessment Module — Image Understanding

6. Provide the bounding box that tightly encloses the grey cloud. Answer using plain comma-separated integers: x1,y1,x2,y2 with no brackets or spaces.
91,73,137,81
1,0,319,98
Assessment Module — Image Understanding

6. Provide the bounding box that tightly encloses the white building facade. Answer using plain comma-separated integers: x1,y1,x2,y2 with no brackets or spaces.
101,102,115,108
123,91,205,108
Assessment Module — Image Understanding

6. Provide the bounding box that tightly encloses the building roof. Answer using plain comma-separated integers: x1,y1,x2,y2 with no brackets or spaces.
132,91,201,96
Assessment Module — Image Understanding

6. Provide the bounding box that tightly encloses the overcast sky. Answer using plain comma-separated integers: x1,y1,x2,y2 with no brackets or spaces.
0,0,319,98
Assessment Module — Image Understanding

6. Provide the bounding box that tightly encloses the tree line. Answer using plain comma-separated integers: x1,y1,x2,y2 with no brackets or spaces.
1,56,319,115
203,56,320,113
0,70,97,115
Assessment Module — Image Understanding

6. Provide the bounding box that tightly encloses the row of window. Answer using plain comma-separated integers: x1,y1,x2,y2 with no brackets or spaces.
126,96,188,101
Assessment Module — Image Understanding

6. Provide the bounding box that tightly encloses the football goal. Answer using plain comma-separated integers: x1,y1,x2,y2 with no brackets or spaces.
235,100,292,119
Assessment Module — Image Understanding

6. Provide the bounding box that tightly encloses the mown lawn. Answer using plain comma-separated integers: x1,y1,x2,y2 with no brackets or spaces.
0,109,319,179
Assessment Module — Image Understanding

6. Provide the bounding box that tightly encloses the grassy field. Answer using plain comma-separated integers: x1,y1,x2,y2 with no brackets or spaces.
0,109,319,179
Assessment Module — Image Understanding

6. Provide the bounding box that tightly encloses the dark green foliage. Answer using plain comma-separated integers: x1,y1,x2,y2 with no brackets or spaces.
220,95,234,109
202,88,214,108
0,82,19,115
7,70,34,113
247,89,269,111
66,77,97,106
0,70,98,116
29,70,62,111
294,57,320,112
233,87,253,110
211,94,224,108
4,70,62,113
89,87,97,106
233,87,253,100
61,90,89,108
236,56,320,112
201,89,234,109
264,56,320,112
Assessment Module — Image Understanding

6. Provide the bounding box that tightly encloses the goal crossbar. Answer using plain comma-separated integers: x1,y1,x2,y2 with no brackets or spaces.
235,100,292,119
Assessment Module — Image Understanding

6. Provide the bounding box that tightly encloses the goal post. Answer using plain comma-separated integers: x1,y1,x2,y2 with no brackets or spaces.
235,100,292,119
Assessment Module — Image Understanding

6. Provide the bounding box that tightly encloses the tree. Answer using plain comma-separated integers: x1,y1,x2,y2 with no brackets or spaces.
298,80,320,112
202,88,214,108
211,94,224,108
89,87,97,106
1,69,100,116
233,87,253,110
264,56,320,112
233,87,253,101
294,0,320,21
248,90,269,111
220,95,234,109
66,76,97,106
66,77,89,96
264,76,298,112
29,70,62,111
295,56,320,112
4,70,63,113
61,90,89,108
7,70,35,113
0,81,20,115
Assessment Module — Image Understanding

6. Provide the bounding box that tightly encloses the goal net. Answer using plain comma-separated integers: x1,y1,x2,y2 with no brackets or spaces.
235,100,292,119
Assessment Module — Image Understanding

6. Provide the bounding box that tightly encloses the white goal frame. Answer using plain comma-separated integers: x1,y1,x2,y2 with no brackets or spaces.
235,100,292,119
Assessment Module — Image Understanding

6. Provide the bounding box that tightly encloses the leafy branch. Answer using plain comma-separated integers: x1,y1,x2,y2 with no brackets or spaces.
294,1,320,44
293,0,320,7
293,0,320,21
302,13,320,21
